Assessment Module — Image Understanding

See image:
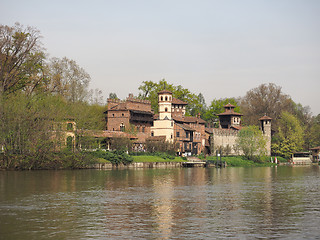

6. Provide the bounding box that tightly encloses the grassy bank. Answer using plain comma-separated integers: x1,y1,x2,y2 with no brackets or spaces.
132,155,185,163
207,156,277,167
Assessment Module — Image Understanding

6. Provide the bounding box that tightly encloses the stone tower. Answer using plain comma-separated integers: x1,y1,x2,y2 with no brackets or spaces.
259,115,272,156
158,90,173,120
151,90,174,142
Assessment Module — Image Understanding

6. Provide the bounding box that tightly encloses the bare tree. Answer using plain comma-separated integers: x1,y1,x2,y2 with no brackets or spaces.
46,57,90,102
0,23,45,95
240,83,293,128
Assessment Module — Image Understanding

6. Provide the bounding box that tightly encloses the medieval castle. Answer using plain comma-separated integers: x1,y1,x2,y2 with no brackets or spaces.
104,90,272,156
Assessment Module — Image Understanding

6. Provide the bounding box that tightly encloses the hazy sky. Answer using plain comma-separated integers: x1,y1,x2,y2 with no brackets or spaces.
1,0,320,114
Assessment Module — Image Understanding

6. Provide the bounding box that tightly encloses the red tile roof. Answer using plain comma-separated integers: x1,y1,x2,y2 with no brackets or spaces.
259,115,272,121
172,97,188,105
158,89,172,94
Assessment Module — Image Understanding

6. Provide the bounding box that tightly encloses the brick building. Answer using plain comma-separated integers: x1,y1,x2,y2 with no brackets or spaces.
151,90,207,156
106,94,154,143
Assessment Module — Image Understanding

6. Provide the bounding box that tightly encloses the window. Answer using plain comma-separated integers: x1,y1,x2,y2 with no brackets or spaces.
171,134,173,139
177,132,180,137
171,121,173,127
122,113,124,117
120,123,125,132
186,132,189,138
112,114,115,117
67,123,73,131
136,126,140,132
142,127,145,133
161,96,163,101
165,96,168,101
165,107,168,112
151,131,154,136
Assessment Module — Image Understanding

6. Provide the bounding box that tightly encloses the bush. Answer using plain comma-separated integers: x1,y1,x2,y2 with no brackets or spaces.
89,150,133,165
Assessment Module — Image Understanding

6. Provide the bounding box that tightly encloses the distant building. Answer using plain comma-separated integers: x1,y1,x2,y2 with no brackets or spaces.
209,104,272,156
106,93,154,144
151,90,207,156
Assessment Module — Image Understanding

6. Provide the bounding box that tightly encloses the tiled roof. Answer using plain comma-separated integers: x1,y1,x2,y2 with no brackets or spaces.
173,116,206,124
158,89,172,94
80,130,137,139
176,123,195,132
217,111,243,116
259,115,272,121
172,97,188,105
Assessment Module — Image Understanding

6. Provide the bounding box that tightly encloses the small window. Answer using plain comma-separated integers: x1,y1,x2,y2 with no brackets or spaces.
67,123,73,131
120,123,125,132
177,132,180,137
161,96,163,101
151,131,154,136
171,121,173,127
165,96,168,101
165,107,168,112
186,132,189,138
142,127,145,133
122,113,124,117
171,134,173,139
112,114,115,117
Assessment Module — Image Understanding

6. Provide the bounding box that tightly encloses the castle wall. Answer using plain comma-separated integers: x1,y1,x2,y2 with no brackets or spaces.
212,129,241,155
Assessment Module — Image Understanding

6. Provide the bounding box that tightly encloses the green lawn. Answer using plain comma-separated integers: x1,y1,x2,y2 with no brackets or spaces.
132,155,185,163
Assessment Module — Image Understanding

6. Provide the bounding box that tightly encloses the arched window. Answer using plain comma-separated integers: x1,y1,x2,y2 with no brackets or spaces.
120,123,125,132
165,96,168,101
165,107,168,112
161,96,163,101
151,131,154,136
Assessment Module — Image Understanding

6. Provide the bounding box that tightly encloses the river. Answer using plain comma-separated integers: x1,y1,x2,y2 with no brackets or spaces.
0,166,319,239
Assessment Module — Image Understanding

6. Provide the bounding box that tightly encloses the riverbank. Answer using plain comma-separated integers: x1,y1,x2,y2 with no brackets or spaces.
1,151,280,170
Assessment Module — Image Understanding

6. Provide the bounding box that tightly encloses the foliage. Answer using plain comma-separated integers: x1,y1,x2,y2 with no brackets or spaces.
203,98,240,127
272,112,305,159
138,79,206,116
89,150,133,165
309,114,320,147
45,57,91,103
239,83,293,128
236,125,267,161
145,138,177,155
109,137,132,152
0,23,45,95
132,155,184,162
206,156,275,167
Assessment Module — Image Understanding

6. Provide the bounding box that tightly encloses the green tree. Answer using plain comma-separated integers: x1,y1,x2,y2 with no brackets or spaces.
272,112,305,159
203,98,240,127
307,114,320,148
236,125,267,161
138,79,205,116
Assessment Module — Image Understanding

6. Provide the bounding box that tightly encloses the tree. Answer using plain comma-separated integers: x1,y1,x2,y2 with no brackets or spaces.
309,114,320,147
138,79,205,116
46,57,91,102
203,98,240,127
0,23,45,95
108,92,118,99
272,112,304,159
236,126,267,161
240,83,293,128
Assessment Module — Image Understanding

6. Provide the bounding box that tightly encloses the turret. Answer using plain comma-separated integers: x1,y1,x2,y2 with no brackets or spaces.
259,115,272,156
158,90,173,120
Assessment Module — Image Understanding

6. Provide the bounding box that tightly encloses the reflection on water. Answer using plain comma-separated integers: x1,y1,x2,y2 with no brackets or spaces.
0,166,320,239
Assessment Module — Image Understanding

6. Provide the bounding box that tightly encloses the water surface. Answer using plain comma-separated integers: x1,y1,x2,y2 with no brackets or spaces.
1,166,319,239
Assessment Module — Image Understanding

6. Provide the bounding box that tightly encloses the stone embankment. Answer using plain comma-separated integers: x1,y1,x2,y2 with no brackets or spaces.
93,162,184,169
